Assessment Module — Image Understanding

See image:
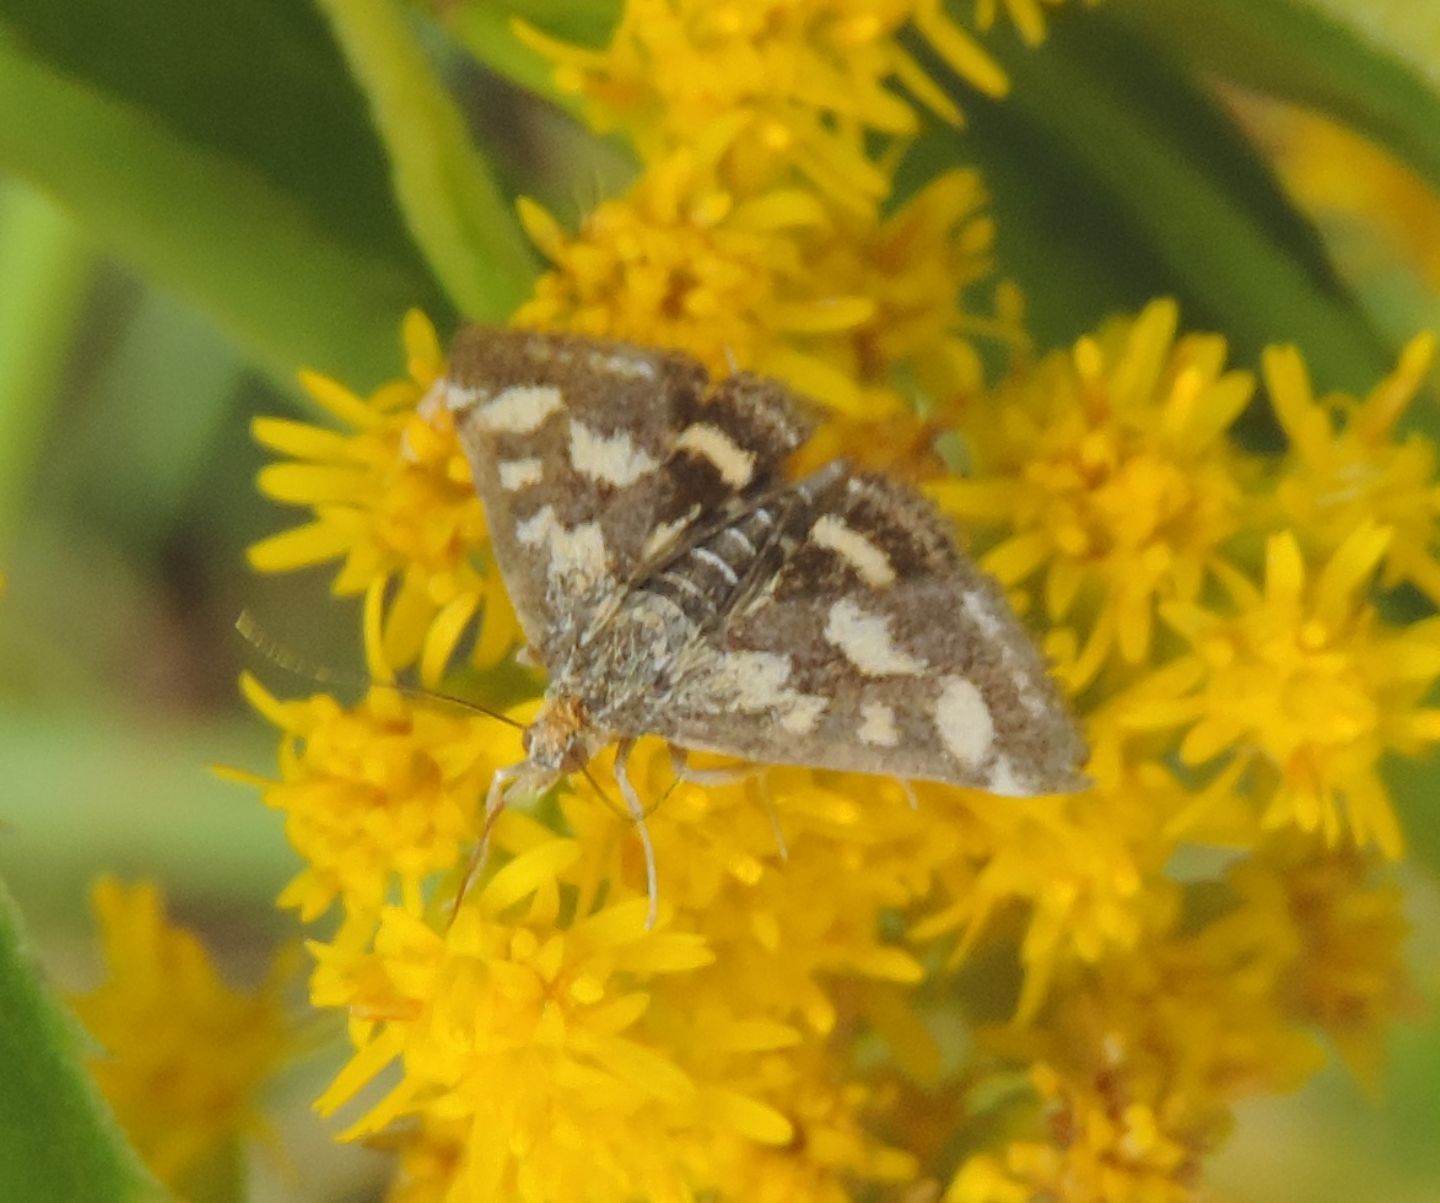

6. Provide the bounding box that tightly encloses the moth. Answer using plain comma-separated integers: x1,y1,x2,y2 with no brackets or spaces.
431,327,1087,920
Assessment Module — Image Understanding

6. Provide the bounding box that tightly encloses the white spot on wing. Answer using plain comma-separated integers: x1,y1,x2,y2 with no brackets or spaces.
934,676,994,768
641,509,698,561
858,702,899,747
780,696,827,735
478,384,564,433
674,423,754,488
823,599,926,676
703,650,826,729
962,591,1006,639
568,420,659,487
986,755,1031,797
515,505,609,593
498,458,543,491
710,650,791,709
811,515,895,587
586,350,657,380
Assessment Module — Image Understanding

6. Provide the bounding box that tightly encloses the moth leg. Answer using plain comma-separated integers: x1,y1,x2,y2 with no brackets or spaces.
669,746,785,861
614,738,660,930
898,778,919,810
451,762,521,924
667,744,759,787
756,771,789,863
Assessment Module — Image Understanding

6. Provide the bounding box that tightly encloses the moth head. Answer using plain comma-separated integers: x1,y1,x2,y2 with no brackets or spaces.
523,694,594,776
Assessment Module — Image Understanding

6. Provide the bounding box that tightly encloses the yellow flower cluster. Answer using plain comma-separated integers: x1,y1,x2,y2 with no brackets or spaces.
512,0,1041,419
948,837,1408,1203
248,311,519,680
70,878,293,1191
241,5,1431,1202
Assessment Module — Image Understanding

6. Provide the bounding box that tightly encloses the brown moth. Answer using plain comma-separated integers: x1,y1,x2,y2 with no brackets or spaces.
429,327,1087,921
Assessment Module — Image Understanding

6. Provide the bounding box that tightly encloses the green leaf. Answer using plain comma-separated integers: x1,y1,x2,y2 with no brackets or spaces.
0,0,452,388
1111,0,1440,202
0,707,292,922
0,184,95,554
914,7,1395,391
0,876,168,1203
315,0,537,320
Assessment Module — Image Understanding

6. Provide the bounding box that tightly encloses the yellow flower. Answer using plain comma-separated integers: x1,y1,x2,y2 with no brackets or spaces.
947,850,1332,1203
518,0,1010,208
386,1116,468,1203
248,311,519,678
929,299,1256,690
240,653,522,924
562,741,952,1026
801,168,1009,406
70,878,292,1191
309,837,804,1203
1221,836,1412,1087
519,155,1008,419
1266,332,1440,601
707,1045,918,1203
515,148,878,409
912,760,1182,1021
1133,524,1440,858
1234,94,1440,293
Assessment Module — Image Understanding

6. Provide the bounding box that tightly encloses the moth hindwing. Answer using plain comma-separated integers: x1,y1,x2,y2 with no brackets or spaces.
437,326,1086,800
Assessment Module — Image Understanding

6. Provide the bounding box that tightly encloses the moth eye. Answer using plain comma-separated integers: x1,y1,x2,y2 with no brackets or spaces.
521,727,534,753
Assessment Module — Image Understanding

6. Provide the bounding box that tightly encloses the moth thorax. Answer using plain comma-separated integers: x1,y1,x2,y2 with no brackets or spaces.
524,694,593,774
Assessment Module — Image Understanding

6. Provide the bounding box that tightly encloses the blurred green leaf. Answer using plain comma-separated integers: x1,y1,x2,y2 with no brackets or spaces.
0,876,167,1203
68,291,249,547
315,0,536,320
0,0,451,388
0,184,94,554
1111,0,1440,201
0,708,292,922
916,8,1394,391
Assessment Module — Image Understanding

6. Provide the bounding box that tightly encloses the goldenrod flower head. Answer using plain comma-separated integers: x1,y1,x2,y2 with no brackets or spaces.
913,766,1181,1020
386,1117,468,1203
1224,837,1412,1086
514,150,882,408
1266,332,1440,602
518,156,1007,420
518,0,1011,207
248,311,518,677
1144,524,1440,857
70,878,292,1190
563,743,944,1029
930,299,1256,689
802,169,1005,407
948,854,1337,1203
706,1046,917,1203
308,838,805,1203
241,665,520,924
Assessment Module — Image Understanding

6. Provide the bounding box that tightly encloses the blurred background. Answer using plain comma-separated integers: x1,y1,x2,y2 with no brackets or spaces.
0,1,1438,1200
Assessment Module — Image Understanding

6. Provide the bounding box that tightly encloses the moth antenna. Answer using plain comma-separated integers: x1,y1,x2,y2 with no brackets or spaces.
234,610,523,730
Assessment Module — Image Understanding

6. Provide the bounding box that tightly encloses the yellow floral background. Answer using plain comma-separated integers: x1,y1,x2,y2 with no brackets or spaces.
0,2,1438,1202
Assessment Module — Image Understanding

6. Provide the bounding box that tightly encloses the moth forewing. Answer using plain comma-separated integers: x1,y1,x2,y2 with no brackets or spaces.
442,326,1088,921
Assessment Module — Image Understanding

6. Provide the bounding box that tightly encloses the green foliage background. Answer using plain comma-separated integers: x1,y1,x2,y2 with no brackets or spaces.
0,1,1435,1200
